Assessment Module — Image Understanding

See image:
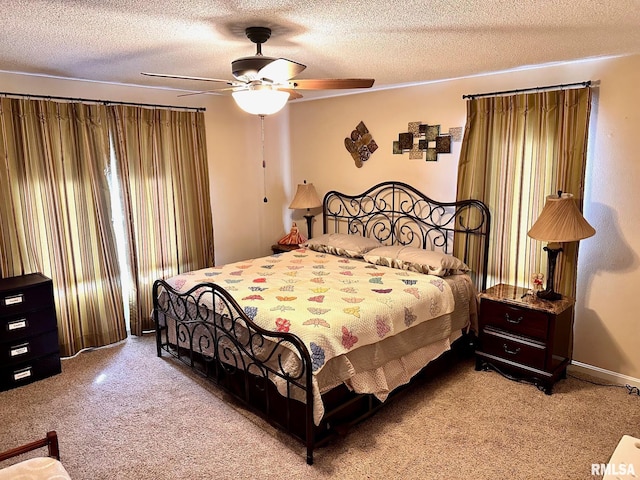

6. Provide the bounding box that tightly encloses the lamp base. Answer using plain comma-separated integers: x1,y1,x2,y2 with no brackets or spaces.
303,214,314,240
539,245,563,301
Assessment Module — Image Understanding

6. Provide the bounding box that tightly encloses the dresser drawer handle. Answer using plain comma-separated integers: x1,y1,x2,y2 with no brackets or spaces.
7,318,28,331
503,344,521,355
13,367,32,381
10,342,30,357
505,313,523,324
3,294,24,306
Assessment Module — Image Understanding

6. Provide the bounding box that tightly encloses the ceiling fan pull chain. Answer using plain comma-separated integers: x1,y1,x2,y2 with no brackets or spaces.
261,114,267,203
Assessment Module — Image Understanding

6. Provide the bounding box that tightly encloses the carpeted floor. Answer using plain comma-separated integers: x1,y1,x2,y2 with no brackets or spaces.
0,334,638,479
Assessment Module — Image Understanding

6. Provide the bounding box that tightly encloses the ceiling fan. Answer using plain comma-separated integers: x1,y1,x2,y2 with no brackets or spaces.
142,26,375,114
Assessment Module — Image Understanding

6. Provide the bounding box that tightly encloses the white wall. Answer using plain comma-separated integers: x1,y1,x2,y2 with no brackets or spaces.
287,55,640,380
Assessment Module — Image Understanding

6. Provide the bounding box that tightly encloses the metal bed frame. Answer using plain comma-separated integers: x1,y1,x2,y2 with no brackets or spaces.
153,181,490,465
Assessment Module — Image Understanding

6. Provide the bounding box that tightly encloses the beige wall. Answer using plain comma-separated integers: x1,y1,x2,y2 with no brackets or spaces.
2,53,639,380
288,55,640,380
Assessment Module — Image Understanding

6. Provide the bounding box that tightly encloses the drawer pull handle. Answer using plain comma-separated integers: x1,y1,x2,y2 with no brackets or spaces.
503,344,521,355
505,313,523,324
3,294,24,306
10,343,30,357
13,367,32,381
7,319,27,331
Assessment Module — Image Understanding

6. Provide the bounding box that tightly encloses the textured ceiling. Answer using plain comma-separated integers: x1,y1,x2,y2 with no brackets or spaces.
3,0,640,100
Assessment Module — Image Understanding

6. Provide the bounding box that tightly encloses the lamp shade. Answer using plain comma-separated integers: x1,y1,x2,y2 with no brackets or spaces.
527,192,596,243
289,182,322,210
232,88,289,116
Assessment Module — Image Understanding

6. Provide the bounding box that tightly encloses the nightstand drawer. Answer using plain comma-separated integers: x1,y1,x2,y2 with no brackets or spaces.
481,299,548,341
0,329,60,365
481,327,546,370
2,309,58,342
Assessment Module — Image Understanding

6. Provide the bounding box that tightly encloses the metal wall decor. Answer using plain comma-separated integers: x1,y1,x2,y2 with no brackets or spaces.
448,126,463,142
393,121,453,161
344,121,378,168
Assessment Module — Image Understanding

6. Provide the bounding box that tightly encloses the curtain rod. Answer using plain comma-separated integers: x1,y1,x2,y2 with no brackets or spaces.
0,91,205,112
462,80,591,100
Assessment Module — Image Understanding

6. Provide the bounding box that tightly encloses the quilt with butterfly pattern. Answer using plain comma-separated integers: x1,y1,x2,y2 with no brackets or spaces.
166,247,459,376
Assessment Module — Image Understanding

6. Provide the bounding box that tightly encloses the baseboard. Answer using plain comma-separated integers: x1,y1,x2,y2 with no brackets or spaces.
569,361,640,389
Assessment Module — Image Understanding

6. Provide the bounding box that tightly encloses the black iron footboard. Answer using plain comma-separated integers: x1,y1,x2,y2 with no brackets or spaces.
153,279,317,464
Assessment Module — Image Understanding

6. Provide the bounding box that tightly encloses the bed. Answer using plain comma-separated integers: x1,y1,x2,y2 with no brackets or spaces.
153,181,490,464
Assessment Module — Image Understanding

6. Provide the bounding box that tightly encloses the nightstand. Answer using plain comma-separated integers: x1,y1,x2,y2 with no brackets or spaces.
271,244,301,254
475,283,575,394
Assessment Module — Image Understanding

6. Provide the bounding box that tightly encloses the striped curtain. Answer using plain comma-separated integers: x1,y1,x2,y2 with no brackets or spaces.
0,98,126,356
108,106,214,335
456,88,592,297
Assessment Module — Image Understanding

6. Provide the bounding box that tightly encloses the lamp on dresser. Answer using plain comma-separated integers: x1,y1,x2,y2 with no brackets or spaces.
527,191,596,300
289,180,322,240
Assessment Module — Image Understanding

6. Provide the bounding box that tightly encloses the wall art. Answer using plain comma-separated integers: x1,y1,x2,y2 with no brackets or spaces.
393,121,453,161
345,121,378,168
448,126,463,142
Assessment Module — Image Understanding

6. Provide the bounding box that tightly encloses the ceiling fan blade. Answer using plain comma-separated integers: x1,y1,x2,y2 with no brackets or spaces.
141,72,236,85
258,58,306,83
177,85,246,97
177,91,216,98
277,88,304,100
287,79,375,90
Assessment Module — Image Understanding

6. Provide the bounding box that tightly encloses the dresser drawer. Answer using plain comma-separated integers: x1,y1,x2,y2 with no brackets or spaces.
0,352,62,391
1,309,58,342
481,299,548,341
0,329,60,365
0,274,54,317
481,327,546,370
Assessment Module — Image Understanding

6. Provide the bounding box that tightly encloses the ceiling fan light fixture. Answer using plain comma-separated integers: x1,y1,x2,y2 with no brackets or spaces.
232,88,289,115
141,25,374,106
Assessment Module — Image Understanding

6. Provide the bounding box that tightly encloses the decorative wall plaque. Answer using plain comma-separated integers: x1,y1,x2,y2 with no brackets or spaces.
345,121,378,168
448,127,463,142
393,121,453,161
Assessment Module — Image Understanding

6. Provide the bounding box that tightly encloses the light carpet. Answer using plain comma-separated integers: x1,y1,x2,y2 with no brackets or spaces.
0,335,638,480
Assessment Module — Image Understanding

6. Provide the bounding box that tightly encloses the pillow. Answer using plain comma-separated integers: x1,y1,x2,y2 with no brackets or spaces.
364,245,470,276
302,233,382,258
398,247,470,276
362,245,405,269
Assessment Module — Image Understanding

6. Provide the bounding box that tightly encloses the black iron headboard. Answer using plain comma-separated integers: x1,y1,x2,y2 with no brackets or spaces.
322,181,491,290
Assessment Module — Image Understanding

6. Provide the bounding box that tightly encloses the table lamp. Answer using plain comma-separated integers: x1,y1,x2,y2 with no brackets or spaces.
527,191,595,300
289,181,322,240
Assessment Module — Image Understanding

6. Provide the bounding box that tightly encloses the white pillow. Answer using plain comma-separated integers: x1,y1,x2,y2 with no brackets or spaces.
364,245,469,276
302,233,382,258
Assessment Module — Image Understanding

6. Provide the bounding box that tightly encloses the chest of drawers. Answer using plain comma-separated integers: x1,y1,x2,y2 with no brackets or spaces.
475,283,574,394
0,273,61,391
